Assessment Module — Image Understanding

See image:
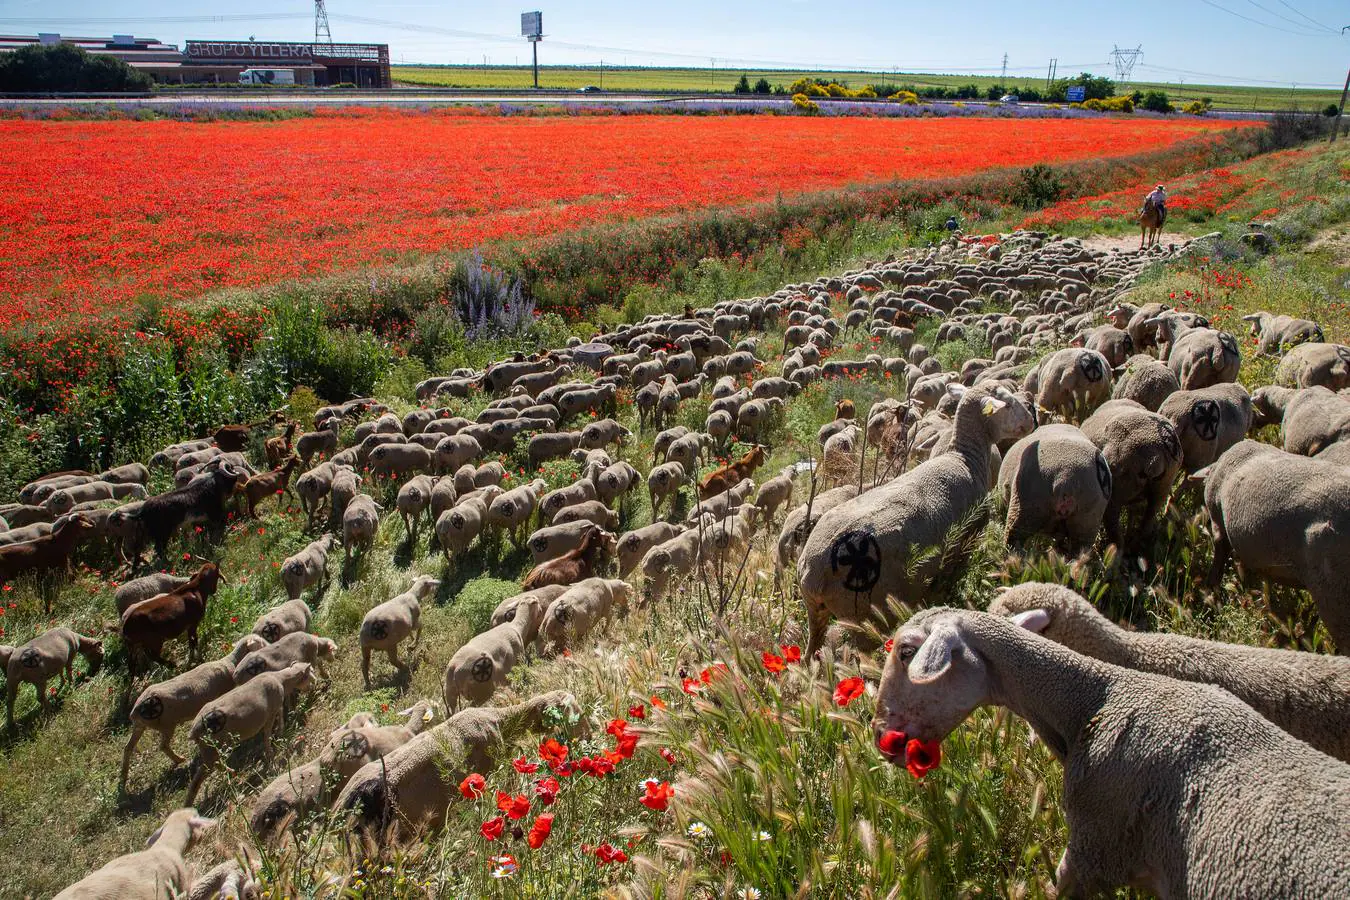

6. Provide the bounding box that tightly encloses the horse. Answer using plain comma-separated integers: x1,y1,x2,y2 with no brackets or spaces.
1138,199,1165,249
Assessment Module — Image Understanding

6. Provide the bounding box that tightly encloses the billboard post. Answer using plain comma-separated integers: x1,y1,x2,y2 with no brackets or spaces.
521,11,542,89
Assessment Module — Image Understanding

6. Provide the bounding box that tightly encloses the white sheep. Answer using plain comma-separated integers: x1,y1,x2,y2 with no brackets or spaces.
539,578,632,654
341,493,381,565
278,534,337,601
233,632,337,684
647,460,687,519
4,627,103,728
443,595,548,711
753,466,797,528
996,424,1110,551
551,499,619,530
486,478,547,544
52,807,215,900
251,599,311,644
616,521,682,577
359,574,441,687
396,474,436,539
874,607,1350,898
435,494,492,561
489,584,570,629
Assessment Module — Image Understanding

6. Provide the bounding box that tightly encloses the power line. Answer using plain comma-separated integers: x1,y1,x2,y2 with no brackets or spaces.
0,14,309,26
1243,0,1338,33
1196,0,1333,36
1136,61,1342,87
1273,0,1342,33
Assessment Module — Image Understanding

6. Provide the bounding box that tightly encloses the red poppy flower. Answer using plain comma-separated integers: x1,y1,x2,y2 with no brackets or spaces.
459,773,486,799
605,718,628,737
906,738,942,779
527,813,554,849
761,652,786,674
539,738,568,768
877,729,907,757
884,638,895,653
480,816,505,841
780,644,802,663
513,757,539,774
588,755,615,777
639,780,674,811
700,663,729,684
681,677,702,695
534,776,560,805
628,703,646,720
833,676,866,707
650,695,666,709
595,842,629,865
496,791,531,820
614,731,639,759
660,747,677,766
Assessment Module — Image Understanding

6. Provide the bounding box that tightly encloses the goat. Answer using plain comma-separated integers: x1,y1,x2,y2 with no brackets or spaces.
698,445,766,501
0,513,97,609
521,526,616,590
121,563,224,679
242,456,300,518
264,422,298,469
124,468,246,564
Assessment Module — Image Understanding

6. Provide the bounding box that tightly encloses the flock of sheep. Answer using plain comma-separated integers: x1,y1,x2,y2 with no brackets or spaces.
3,227,1349,897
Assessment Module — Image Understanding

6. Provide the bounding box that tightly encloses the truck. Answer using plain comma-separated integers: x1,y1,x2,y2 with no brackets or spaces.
238,68,296,86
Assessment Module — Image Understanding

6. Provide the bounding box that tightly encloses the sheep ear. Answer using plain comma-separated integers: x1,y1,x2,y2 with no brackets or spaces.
1240,314,1258,322
146,826,164,847
908,625,960,684
1189,466,1212,483
945,383,968,400
980,396,1006,417
1010,609,1051,634
189,816,217,837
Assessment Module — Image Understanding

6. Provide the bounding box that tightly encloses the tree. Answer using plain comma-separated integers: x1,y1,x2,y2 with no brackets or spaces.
1049,72,1115,102
733,74,751,94
1141,90,1173,113
753,77,772,94
0,42,152,92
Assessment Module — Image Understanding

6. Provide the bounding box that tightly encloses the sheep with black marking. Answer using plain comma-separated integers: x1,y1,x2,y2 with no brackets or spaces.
539,578,632,654
277,534,337,603
443,594,549,712
1156,382,1253,473
774,484,859,577
1242,311,1323,355
341,494,381,565
1110,354,1179,412
1277,385,1350,456
4,627,102,729
1275,341,1350,391
1079,399,1183,547
53,808,215,900
996,424,1110,552
1025,348,1113,423
527,519,602,565
359,575,441,687
539,479,597,525
114,572,191,615
753,466,797,529
616,521,683,577
251,599,311,644
233,632,337,685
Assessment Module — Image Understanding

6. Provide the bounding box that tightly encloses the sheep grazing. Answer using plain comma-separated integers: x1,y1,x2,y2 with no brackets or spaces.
539,479,598,525
988,582,1350,762
251,598,312,643
1110,354,1180,412
185,661,316,804
579,417,631,450
698,444,766,500
443,595,548,712
318,702,436,782
873,607,1350,898
52,807,215,900
1275,340,1350,391
996,424,1110,552
616,522,682,577
41,480,146,516
647,461,686,519
359,575,441,687
279,534,337,602
332,691,585,841
521,525,616,590
368,442,433,481
1242,311,1323,355
1156,382,1252,473
435,494,492,560
241,456,300,517
4,627,103,729
329,466,362,521
295,461,340,528
752,466,797,528
115,572,192,615
1198,440,1350,652
774,484,859,577
119,635,267,791
233,632,337,684
539,577,632,654
1276,386,1350,456
798,383,1034,655
1079,400,1183,547
551,499,619,530
593,461,639,507
341,494,381,565
125,467,247,562
394,473,436,540
0,512,96,596
1026,348,1113,422
120,562,225,678
1153,316,1242,390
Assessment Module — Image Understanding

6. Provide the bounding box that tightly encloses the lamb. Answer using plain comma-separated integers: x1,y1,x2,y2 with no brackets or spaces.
114,572,191,615
395,474,436,540
996,424,1110,552
699,445,766,500
265,422,298,469
1026,348,1113,422
1110,354,1179,412
341,493,382,565
185,856,259,900
241,456,300,517
120,562,224,678
233,632,337,684
1079,399,1183,547
4,627,103,729
539,578,632,653
798,383,1035,655
119,635,268,790
442,595,549,711
1156,382,1253,472
359,574,441,687
1242,311,1323,355
125,467,246,562
278,534,337,601
873,607,1350,898
616,521,683,577
1275,340,1350,391
333,691,585,840
1198,440,1350,651
435,495,491,560
251,599,311,643
521,526,616,590
185,661,316,804
52,807,215,900
988,582,1350,762
647,461,687,518
0,512,96,595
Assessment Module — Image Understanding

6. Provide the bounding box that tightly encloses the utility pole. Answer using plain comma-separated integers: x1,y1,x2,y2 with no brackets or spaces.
1045,58,1058,90
1001,52,1008,82
1334,27,1350,143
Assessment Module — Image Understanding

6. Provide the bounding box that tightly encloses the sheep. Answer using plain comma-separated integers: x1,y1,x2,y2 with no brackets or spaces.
295,461,343,528
1071,324,1134,369
647,461,687,518
295,421,340,466
115,572,191,616
996,424,1110,552
395,474,436,540
774,484,860,576
120,562,224,678
665,432,708,473
329,466,362,522
594,461,639,507
639,529,705,601
185,855,259,900
233,632,337,684
435,494,492,560
1199,440,1350,651
1242,311,1323,355
752,466,797,528
4,627,103,728
359,575,441,687
1275,340,1350,391
686,477,754,523
799,383,1035,655
19,472,97,506
442,596,549,712
736,397,784,442
872,607,1350,899
318,702,436,783
0,512,97,595
539,578,632,653
240,456,300,518
1026,348,1113,422
527,432,581,470
150,438,214,469
1278,385,1350,456
1079,399,1183,547
185,661,316,804
489,584,571,630
429,476,459,522
987,582,1350,762
551,499,620,530
652,425,690,463
579,417,631,450
699,445,766,500
616,522,683,577
1156,382,1252,473
521,526,617,590
0,519,52,547
40,481,143,514
527,519,600,565
1110,354,1179,412
119,635,268,791
52,807,215,900
455,461,506,494
539,479,598,523
341,494,381,565
278,533,337,603
487,478,547,543
125,467,247,562
332,691,584,840
1152,315,1242,390
251,599,312,643
368,443,433,481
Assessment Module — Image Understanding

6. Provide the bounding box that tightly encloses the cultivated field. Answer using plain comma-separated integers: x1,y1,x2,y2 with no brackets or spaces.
391,64,1343,111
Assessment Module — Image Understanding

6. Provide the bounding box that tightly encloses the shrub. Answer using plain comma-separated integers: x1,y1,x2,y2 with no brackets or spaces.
452,250,535,340
455,577,520,634
1141,90,1173,113
0,42,152,92
1325,103,1343,118
1184,99,1212,116
854,86,877,99
824,83,849,98
1011,164,1065,210
733,74,751,94
890,90,919,105
792,93,820,114
753,77,772,94
804,84,829,98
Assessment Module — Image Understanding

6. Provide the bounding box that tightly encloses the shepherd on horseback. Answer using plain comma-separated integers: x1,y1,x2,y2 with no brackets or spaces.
1139,184,1167,249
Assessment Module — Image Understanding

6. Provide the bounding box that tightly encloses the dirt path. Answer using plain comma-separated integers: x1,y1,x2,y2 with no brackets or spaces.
1078,232,1191,254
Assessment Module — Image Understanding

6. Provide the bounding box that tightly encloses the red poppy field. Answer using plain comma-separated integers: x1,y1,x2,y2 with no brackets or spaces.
0,110,1248,332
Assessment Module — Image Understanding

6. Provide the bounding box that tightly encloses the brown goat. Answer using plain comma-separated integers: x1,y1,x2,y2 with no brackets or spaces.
121,562,224,678
521,528,616,590
0,513,97,610
243,456,300,517
698,445,766,501
835,398,856,420
264,422,298,469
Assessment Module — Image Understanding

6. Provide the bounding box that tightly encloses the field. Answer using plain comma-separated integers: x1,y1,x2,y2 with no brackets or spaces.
0,103,1348,897
390,64,1344,111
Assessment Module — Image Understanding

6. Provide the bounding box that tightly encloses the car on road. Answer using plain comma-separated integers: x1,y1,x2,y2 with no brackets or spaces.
999,94,1020,104
577,85,602,93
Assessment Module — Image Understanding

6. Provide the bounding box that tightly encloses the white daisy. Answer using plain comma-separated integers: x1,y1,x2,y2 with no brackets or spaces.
737,889,762,900
754,830,772,842
687,821,712,839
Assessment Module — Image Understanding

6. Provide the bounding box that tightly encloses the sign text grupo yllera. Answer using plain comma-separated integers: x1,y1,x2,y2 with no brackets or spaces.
185,41,314,61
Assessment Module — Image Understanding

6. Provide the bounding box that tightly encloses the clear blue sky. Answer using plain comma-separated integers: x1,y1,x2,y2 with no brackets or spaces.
5,0,1348,86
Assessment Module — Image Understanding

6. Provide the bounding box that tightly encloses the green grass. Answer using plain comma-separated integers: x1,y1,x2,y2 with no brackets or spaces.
1,138,1348,897
391,64,1343,111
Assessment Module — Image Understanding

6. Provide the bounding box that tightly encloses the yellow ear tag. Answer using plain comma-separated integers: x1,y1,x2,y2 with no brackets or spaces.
982,402,996,416
423,709,434,723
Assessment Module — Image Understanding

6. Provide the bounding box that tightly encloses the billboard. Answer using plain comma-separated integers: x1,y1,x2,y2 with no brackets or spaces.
185,41,314,61
521,11,542,39
1066,86,1087,103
